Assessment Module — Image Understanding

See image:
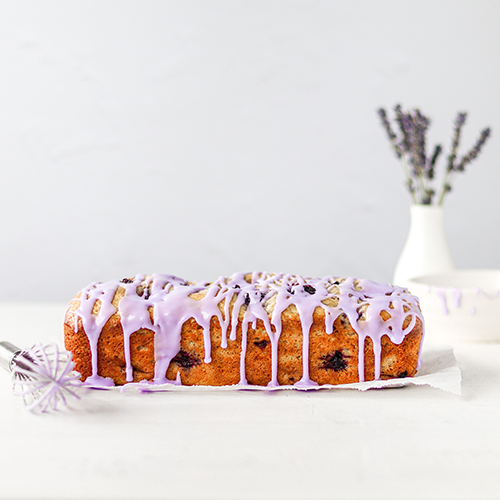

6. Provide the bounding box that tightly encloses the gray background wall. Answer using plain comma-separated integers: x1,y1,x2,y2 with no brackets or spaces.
0,0,499,302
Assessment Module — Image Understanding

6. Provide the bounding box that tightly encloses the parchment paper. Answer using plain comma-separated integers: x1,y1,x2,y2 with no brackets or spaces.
114,345,461,396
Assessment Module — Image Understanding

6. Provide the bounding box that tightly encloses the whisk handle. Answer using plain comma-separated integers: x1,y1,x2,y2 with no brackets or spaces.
0,341,22,372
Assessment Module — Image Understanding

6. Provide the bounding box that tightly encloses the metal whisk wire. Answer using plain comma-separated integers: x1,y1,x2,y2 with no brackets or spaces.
0,341,82,412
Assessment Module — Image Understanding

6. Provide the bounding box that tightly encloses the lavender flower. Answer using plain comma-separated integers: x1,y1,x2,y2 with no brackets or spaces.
456,127,491,171
378,105,491,205
447,112,467,173
394,105,412,157
428,144,442,180
378,108,402,158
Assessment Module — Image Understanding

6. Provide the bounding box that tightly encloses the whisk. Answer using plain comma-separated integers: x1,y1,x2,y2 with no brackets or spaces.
0,341,82,412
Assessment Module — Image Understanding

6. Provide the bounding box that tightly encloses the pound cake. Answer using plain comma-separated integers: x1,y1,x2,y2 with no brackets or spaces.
64,272,424,388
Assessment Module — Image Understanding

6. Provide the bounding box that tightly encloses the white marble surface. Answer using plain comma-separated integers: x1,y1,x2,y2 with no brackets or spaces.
0,303,499,500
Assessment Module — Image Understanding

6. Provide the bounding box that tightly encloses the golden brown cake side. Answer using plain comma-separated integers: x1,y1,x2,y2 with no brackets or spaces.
64,273,424,388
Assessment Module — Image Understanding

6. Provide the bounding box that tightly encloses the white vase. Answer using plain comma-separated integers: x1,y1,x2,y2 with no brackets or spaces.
393,205,455,289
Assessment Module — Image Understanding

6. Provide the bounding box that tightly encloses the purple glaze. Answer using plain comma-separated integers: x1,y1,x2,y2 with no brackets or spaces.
433,288,449,315
73,281,117,386
429,286,499,318
451,289,462,308
71,272,424,387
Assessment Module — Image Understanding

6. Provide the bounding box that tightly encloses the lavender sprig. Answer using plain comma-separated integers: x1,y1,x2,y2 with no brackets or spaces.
457,127,491,171
438,124,491,204
428,144,442,179
447,112,467,173
378,105,491,205
390,105,434,204
377,108,402,158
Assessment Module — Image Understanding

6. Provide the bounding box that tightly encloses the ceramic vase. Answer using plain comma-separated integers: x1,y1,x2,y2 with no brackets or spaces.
393,205,455,288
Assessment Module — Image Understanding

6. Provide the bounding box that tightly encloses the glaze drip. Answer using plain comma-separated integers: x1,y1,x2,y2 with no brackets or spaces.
72,272,424,387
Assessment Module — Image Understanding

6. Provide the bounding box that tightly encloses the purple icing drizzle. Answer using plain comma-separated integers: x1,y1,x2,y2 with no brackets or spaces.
429,286,499,318
72,272,424,387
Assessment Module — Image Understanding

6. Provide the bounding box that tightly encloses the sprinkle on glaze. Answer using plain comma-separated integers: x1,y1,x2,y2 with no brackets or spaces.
72,273,424,387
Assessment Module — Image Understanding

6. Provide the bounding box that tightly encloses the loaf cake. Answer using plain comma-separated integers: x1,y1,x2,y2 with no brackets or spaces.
64,272,424,388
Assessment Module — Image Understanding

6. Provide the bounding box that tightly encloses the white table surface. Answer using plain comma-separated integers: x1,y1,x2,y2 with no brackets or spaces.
0,303,499,500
